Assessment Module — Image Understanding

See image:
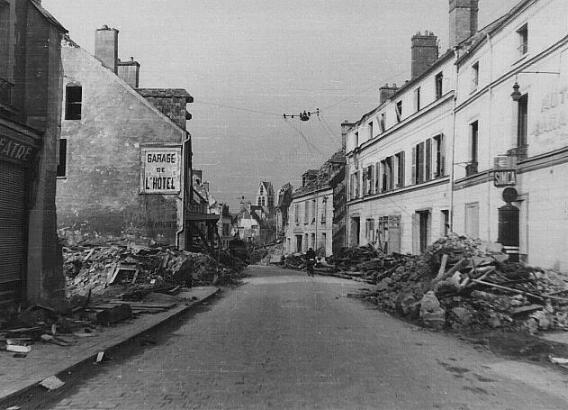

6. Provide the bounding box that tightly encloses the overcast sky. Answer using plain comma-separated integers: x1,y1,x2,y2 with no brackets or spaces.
44,0,519,210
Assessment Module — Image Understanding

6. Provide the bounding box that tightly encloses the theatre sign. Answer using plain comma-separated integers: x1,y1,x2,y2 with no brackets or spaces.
140,146,182,194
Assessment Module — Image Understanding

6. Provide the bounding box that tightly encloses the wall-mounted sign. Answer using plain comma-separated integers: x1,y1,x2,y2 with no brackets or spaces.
0,135,36,165
494,170,516,187
140,146,182,194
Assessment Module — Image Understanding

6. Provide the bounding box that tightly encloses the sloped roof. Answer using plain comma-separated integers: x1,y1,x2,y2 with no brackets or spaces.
293,150,345,197
30,0,67,33
136,88,194,103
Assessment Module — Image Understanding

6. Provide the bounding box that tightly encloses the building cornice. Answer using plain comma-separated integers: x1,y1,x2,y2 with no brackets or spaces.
347,176,449,205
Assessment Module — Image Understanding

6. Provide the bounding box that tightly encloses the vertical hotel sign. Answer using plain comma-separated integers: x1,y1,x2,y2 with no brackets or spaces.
140,146,182,194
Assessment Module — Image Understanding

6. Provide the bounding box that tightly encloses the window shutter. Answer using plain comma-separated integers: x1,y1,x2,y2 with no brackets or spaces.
400,151,405,187
369,165,375,194
362,168,368,197
393,156,399,189
375,162,380,192
425,138,432,181
440,135,446,176
411,146,416,184
378,161,383,192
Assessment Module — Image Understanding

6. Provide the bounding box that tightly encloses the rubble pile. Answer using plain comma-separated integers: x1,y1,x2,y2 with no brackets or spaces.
249,241,285,265
342,234,568,333
63,242,245,298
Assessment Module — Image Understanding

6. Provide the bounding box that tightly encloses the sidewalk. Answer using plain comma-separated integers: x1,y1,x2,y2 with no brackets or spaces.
0,286,219,405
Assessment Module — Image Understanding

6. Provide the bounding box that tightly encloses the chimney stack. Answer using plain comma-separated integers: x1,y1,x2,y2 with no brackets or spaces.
411,32,439,79
95,25,119,73
379,84,398,105
341,120,355,152
118,57,140,88
449,0,479,48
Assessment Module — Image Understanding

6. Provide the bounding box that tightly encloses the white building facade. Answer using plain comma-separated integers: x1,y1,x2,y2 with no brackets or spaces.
453,0,568,270
345,0,568,272
345,38,456,254
286,187,334,256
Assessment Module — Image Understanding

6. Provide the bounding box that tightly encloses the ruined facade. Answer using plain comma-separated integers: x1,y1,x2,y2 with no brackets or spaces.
56,28,193,248
0,0,66,306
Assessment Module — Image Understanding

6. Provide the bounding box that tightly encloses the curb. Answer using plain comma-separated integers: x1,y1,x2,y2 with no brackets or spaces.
0,287,220,408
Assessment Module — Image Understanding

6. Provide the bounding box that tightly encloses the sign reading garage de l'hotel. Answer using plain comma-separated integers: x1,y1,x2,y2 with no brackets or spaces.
140,146,182,194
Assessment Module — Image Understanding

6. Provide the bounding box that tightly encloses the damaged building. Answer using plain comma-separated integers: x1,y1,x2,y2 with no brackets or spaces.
55,26,201,249
0,0,67,306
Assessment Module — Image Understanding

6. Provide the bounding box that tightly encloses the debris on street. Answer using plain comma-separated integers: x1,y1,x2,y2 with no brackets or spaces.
282,234,568,334
0,236,246,356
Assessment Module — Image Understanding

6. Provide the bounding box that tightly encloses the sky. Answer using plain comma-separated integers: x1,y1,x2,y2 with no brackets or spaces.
44,0,519,210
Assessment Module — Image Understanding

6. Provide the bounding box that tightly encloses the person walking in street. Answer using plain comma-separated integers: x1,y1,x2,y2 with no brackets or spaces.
305,247,316,276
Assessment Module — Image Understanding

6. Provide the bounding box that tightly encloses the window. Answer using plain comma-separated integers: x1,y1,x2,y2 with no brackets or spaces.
259,185,264,195
368,121,374,140
465,202,480,238
311,199,316,223
517,94,528,156
435,72,443,99
395,151,405,188
517,24,528,55
321,198,327,224
441,210,450,236
365,219,375,243
412,142,425,184
414,87,421,112
304,201,309,224
433,135,445,177
65,85,82,120
471,62,479,91
366,165,374,195
0,1,10,80
57,138,67,177
350,171,360,199
395,100,402,122
379,113,386,133
354,131,359,147
294,204,299,225
468,121,479,176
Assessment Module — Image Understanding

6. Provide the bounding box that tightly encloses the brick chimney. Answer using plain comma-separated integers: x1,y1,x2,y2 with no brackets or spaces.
341,120,355,152
379,84,398,105
118,57,140,88
449,0,479,48
95,25,119,73
411,32,439,79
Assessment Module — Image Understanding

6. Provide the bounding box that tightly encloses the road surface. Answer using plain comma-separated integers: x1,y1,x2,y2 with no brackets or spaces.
44,265,568,409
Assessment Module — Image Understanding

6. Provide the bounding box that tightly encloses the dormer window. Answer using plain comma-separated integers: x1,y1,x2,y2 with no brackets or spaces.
471,62,479,92
435,72,443,99
517,24,528,56
395,101,402,123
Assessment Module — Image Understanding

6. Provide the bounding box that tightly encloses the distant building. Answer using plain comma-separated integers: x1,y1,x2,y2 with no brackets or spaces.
256,181,275,214
275,183,293,237
0,0,67,306
235,197,274,245
56,27,197,248
285,151,346,256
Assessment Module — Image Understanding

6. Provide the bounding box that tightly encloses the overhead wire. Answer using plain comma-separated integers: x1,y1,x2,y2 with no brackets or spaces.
283,117,324,156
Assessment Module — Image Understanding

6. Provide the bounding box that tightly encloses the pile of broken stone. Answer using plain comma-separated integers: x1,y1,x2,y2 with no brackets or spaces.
345,234,568,333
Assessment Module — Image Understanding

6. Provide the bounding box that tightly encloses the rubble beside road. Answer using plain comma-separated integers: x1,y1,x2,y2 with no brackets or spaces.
280,234,568,335
346,234,568,334
0,235,247,357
